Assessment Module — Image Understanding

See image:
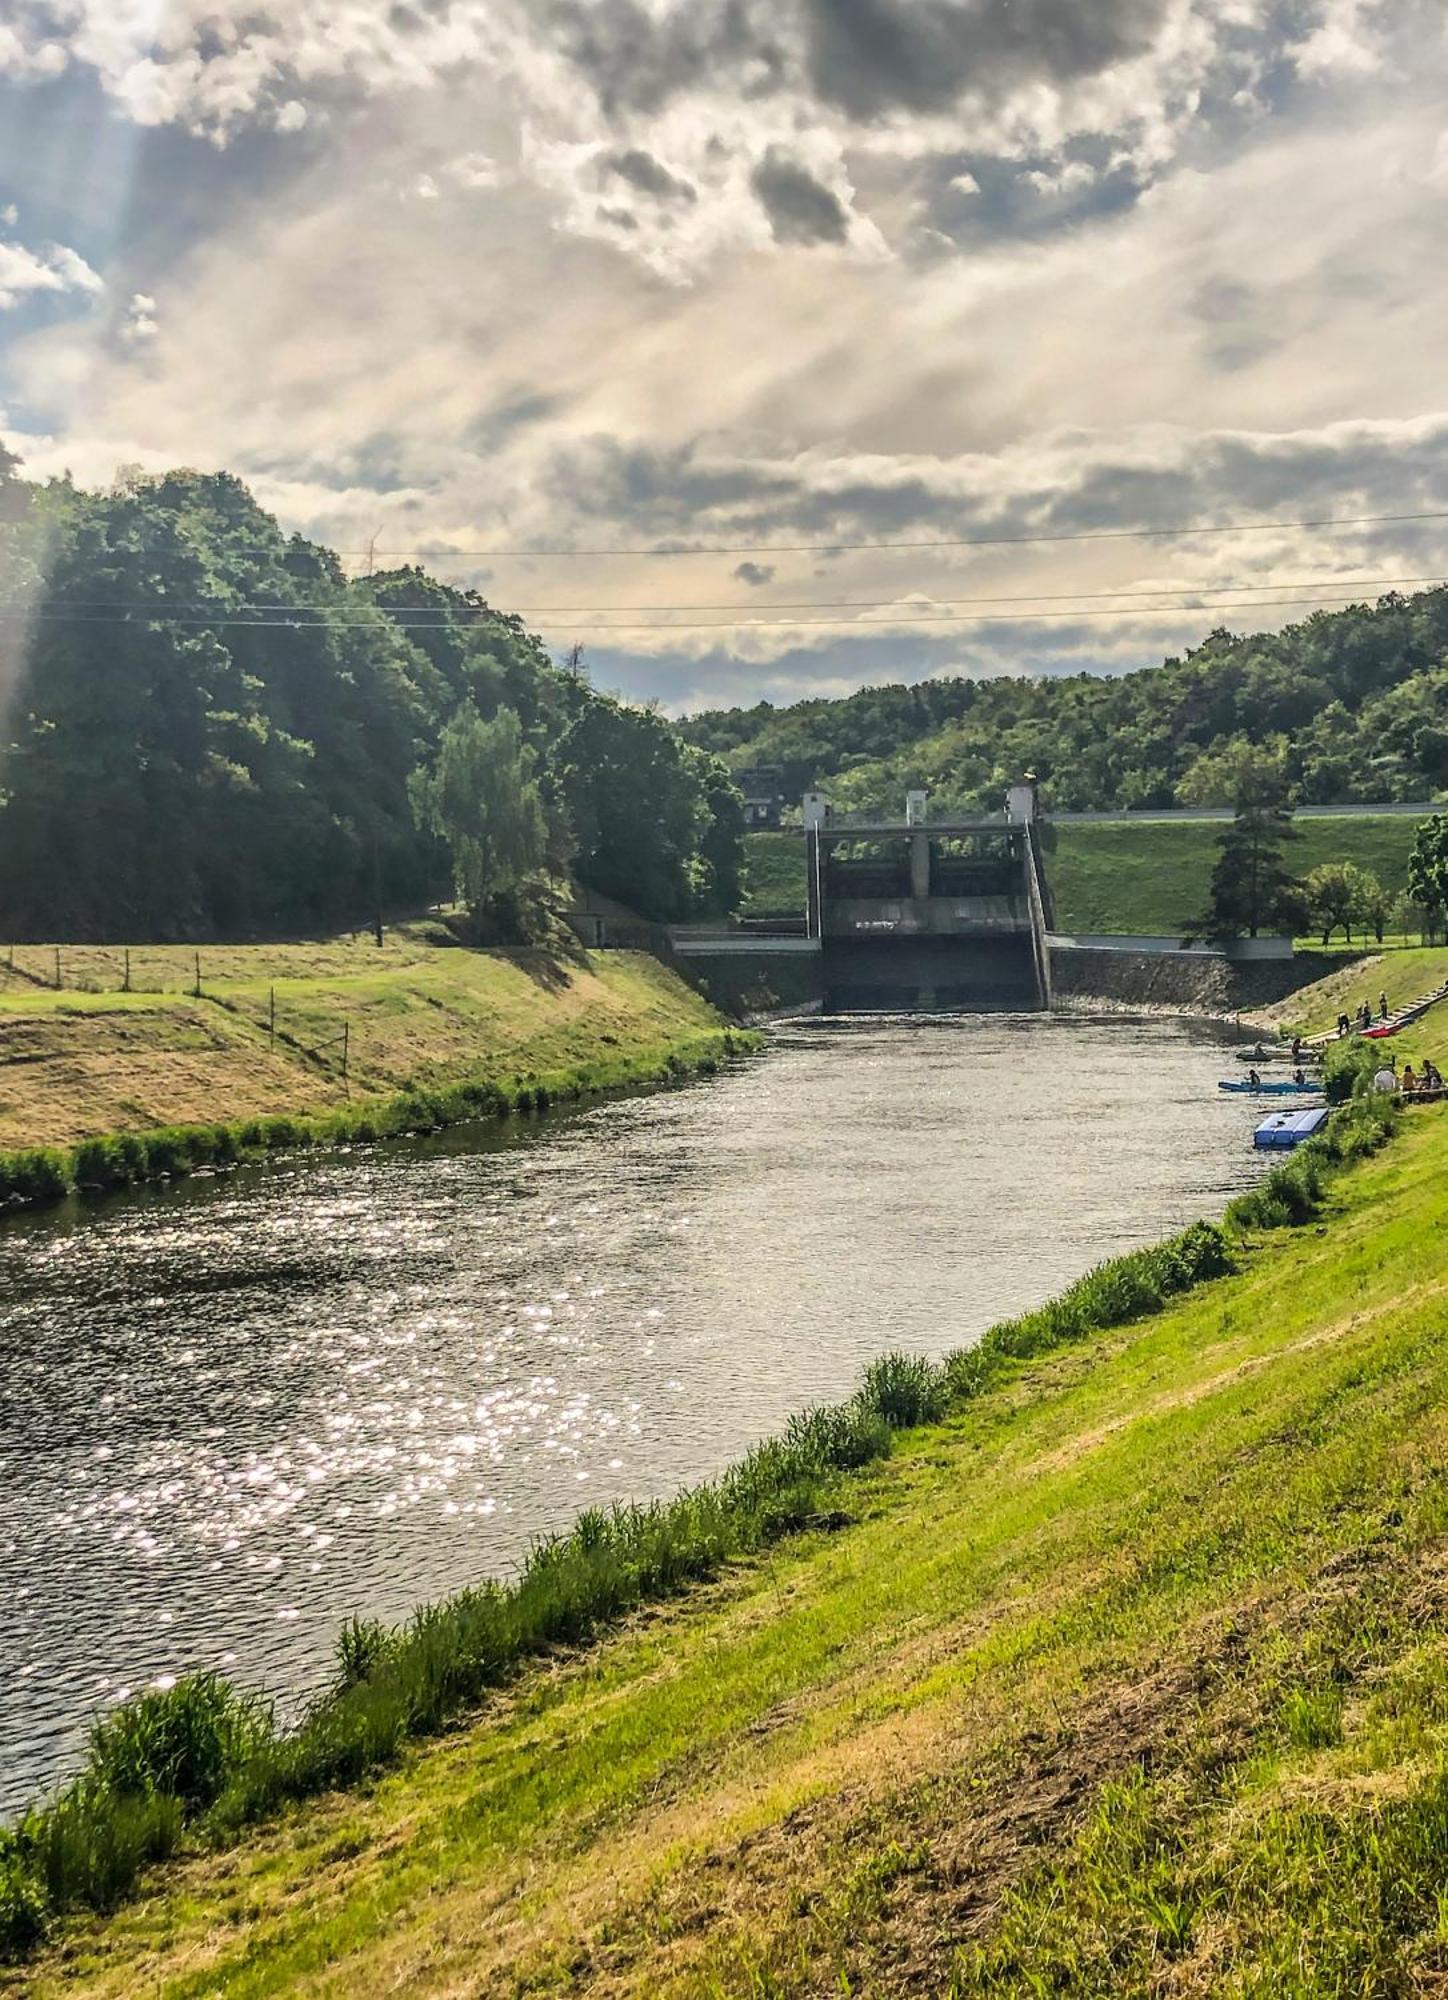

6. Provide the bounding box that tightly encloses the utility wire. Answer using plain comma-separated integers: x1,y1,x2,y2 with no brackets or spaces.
20,573,1448,617
2,588,1434,633
314,507,1448,561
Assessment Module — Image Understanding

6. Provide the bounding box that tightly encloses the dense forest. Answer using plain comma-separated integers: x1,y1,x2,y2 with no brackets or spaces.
0,452,742,940
680,589,1448,817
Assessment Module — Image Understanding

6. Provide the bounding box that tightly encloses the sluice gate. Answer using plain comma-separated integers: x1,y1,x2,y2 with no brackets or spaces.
803,786,1052,1013
669,785,1054,1016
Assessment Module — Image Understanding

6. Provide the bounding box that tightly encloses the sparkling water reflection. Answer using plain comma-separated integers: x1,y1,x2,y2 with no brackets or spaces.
0,1012,1270,1809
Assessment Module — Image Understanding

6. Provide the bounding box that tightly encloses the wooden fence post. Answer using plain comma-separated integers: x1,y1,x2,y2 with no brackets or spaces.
194,951,202,999
268,985,276,1050
122,948,131,993
54,947,61,990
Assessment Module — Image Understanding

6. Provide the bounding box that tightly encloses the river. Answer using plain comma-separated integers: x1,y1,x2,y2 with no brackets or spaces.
0,1011,1275,1810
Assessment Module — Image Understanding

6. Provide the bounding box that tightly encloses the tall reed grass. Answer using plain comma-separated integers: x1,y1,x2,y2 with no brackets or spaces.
0,1091,1387,1961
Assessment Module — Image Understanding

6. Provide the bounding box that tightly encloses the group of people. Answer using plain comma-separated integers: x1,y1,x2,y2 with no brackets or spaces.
1373,1057,1444,1095
1335,992,1391,1037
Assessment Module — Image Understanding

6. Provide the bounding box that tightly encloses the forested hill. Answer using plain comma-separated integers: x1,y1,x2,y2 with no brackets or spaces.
0,455,741,941
679,588,1448,815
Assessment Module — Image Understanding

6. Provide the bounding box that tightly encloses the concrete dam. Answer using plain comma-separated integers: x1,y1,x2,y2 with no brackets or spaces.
673,786,1055,1014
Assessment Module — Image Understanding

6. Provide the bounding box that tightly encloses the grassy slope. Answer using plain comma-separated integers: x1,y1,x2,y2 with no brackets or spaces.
29,1109,1448,1997
0,933,724,1149
740,831,806,917
741,817,1417,931
1250,944,1448,1041
1047,816,1415,934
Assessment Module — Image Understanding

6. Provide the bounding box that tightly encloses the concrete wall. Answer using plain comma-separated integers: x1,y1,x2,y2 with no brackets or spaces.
1050,945,1356,1016
1048,933,1295,961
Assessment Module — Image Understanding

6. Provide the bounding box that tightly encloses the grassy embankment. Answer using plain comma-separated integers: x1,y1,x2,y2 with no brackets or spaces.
1241,944,1448,1061
24,1090,1448,1993
742,817,1418,933
0,931,748,1205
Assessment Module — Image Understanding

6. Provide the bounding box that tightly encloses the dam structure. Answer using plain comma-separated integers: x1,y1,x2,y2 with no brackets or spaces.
672,785,1054,1013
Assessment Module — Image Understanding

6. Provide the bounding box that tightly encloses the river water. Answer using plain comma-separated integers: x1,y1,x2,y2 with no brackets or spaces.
0,1012,1274,1810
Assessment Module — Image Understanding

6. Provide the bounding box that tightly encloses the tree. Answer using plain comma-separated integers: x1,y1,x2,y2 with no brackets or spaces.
1176,737,1290,811
1304,861,1381,945
1192,760,1305,941
1407,814,1448,940
408,705,550,941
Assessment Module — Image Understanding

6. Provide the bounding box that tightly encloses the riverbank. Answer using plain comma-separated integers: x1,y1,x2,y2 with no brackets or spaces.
0,935,749,1205
19,1093,1448,1993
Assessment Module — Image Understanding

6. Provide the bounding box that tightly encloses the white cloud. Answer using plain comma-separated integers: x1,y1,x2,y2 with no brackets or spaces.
120,293,158,343
274,99,308,133
449,152,501,191
4,0,1448,708
0,231,103,312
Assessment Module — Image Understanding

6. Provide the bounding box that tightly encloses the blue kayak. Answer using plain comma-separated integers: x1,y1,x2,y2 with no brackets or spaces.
1218,1079,1319,1095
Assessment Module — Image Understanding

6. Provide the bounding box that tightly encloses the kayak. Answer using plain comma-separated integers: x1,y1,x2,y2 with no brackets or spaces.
1218,1079,1320,1095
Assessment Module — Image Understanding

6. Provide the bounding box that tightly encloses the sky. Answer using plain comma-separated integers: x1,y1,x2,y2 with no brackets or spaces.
0,0,1446,715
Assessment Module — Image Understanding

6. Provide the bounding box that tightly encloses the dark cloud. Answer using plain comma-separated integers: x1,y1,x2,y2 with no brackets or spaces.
548,0,786,116
751,148,849,244
800,0,1170,118
548,0,1172,125
733,560,776,585
604,147,697,203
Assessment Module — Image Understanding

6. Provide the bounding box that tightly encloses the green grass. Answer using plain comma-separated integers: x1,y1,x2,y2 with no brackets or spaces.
0,942,732,1151
740,832,806,917
743,817,1423,934
1048,815,1418,934
16,1093,1436,1995
0,1026,755,1212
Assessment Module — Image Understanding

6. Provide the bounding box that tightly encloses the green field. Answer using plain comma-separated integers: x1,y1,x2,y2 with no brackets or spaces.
742,817,1424,933
27,1102,1448,1996
1048,815,1417,934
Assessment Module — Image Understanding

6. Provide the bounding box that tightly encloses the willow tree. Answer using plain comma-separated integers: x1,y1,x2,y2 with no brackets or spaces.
409,704,551,941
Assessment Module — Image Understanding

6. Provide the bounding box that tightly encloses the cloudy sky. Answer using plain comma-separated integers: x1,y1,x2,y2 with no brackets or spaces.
1,0,1446,712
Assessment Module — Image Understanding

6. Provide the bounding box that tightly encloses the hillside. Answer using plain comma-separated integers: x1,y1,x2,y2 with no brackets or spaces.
21,1104,1448,1996
681,585,1448,817
0,932,727,1151
742,815,1420,932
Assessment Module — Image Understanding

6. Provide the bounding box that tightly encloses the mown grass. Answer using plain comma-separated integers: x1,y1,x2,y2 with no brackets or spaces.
740,833,807,917
0,1026,754,1213
0,942,733,1153
19,1087,1448,1996
1048,815,1418,935
1,1092,1400,1973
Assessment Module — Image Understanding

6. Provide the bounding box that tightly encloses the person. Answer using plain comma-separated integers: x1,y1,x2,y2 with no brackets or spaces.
1373,1060,1398,1094
1426,1060,1444,1091
1402,1063,1418,1093
1293,1067,1307,1086
1248,1067,1261,1089
1291,1035,1303,1062
1338,1011,1350,1038
1380,991,1389,1022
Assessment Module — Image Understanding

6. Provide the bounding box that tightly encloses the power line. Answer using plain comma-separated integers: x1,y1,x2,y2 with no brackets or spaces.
2,587,1434,634
9,574,1447,624
318,507,1448,561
